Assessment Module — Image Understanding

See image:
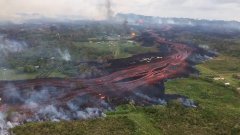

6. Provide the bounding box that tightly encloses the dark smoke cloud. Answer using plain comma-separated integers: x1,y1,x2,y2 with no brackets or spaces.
105,0,114,19
1,0,240,21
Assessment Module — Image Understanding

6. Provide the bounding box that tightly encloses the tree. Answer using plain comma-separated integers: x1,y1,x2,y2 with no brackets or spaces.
23,65,37,73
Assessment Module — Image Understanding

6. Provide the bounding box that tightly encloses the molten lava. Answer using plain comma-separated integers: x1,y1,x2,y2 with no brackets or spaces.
0,30,194,123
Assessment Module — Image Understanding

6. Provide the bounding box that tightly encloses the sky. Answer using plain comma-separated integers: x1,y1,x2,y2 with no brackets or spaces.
0,0,240,22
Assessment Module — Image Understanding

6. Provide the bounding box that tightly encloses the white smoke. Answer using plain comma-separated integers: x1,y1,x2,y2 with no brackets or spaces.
36,105,70,121
178,98,197,108
29,105,106,122
199,44,209,49
24,88,52,109
0,112,19,135
166,19,176,25
0,35,27,56
76,108,106,120
57,48,71,61
0,112,8,135
134,92,167,105
3,84,24,104
1,84,107,134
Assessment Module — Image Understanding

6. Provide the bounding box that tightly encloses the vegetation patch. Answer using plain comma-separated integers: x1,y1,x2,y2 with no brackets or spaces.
12,117,136,135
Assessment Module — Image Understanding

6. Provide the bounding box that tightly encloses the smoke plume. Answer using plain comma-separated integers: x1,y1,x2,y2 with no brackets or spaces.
57,48,71,61
0,84,108,134
0,35,27,56
105,0,114,20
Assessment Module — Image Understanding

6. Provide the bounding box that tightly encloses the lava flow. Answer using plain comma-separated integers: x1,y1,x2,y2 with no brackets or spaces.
0,30,195,123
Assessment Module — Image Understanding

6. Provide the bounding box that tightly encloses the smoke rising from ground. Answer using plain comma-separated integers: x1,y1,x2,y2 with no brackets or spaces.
57,48,71,61
0,35,27,56
1,0,240,22
134,92,167,105
0,84,108,134
105,0,114,19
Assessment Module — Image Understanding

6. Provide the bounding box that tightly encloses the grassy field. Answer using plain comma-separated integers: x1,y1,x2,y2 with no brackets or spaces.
72,41,157,60
0,69,36,80
1,40,156,80
12,54,240,135
4,22,240,135
0,69,66,80
12,117,136,135
197,55,240,91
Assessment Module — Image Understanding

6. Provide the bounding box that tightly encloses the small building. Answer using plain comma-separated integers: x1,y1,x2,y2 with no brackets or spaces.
127,41,134,43
237,88,240,94
213,77,225,81
224,82,230,86
232,74,240,80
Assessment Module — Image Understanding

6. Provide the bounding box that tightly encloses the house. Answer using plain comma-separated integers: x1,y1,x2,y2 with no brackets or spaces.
224,82,230,86
237,88,240,94
232,74,240,80
213,77,225,81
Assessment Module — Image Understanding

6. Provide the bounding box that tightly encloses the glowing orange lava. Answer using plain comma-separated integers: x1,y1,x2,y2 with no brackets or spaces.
131,32,136,37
